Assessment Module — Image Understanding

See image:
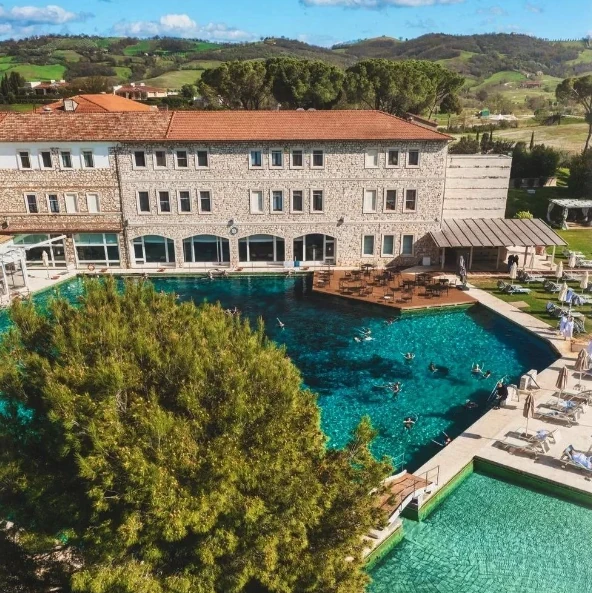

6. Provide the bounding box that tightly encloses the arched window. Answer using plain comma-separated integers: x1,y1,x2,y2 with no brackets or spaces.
132,235,175,265
238,235,285,263
293,234,335,263
13,234,67,267
183,235,230,263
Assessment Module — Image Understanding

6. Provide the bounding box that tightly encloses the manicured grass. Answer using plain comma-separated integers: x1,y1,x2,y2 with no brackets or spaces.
554,230,592,260
142,70,203,89
506,181,572,220
494,122,590,153
471,278,592,338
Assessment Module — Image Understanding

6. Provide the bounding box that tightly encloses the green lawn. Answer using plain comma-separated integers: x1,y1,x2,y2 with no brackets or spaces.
471,278,592,338
506,179,571,220
0,63,67,81
0,103,37,112
114,66,131,80
553,230,592,260
52,49,82,62
471,70,527,91
495,122,590,153
123,40,154,56
142,70,202,89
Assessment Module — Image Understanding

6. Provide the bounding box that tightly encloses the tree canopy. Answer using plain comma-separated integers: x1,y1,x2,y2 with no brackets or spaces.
0,278,390,593
556,75,592,151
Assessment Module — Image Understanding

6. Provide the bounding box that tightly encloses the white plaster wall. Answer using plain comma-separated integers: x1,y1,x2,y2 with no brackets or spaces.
0,142,114,170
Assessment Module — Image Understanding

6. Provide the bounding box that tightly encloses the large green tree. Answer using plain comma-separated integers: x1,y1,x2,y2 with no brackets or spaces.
556,75,592,151
568,149,592,197
265,58,344,110
0,279,390,593
199,61,272,110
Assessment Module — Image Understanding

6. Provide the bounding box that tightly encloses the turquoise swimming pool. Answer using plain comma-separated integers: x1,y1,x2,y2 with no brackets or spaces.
0,275,557,471
369,471,592,593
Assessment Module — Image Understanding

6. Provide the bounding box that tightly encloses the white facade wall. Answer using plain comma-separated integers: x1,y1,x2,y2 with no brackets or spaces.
0,142,113,170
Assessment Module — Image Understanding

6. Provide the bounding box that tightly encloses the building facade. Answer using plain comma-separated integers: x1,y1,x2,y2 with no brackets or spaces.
0,110,513,271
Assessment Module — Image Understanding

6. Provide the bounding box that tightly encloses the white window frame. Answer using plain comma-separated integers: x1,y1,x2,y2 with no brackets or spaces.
17,150,32,170
153,149,167,170
86,193,100,214
137,190,151,214
364,148,379,169
290,148,304,169
198,190,213,214
270,189,284,213
404,188,418,213
60,151,73,170
381,234,395,257
24,193,39,213
401,234,415,256
386,148,400,168
249,149,263,169
158,190,172,214
311,189,324,213
196,149,209,169
406,149,421,168
177,189,192,214
175,149,190,170
250,190,264,214
39,150,53,170
81,149,95,169
64,192,78,214
290,189,304,214
362,235,375,258
133,150,147,169
46,193,60,214
311,149,325,169
384,188,397,212
363,188,377,214
269,148,284,169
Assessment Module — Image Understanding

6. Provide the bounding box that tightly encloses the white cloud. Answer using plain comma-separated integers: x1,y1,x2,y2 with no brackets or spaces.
0,4,91,25
300,0,463,7
524,1,543,13
113,13,256,41
476,6,507,16
405,17,436,29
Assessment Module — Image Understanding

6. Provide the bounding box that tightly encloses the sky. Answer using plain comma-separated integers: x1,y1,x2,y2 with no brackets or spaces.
0,0,589,45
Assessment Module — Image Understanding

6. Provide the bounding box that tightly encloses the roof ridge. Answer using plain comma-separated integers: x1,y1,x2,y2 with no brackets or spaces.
377,110,451,140
165,111,177,139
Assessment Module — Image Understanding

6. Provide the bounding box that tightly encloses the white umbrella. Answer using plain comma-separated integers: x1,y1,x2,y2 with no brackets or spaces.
581,271,589,291
558,282,569,304
509,262,518,287
556,261,563,280
587,339,592,357
529,250,536,271
41,250,50,279
569,252,577,269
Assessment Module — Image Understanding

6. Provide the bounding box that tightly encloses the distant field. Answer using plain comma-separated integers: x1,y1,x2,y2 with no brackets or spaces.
52,50,82,62
114,66,131,80
0,63,67,81
123,40,153,56
494,122,589,153
142,70,202,89
567,49,592,66
181,60,223,70
471,70,527,91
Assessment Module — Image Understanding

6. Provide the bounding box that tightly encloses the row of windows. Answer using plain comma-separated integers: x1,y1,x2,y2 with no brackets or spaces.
131,147,422,171
363,234,414,258
134,188,418,215
24,192,100,214
18,149,95,170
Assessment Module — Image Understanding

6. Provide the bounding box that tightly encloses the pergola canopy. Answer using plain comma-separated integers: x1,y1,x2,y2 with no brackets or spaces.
549,199,592,209
430,218,566,249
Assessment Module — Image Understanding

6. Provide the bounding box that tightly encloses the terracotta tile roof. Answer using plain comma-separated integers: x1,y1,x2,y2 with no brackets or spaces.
0,110,450,142
39,94,153,113
166,110,451,142
115,84,166,93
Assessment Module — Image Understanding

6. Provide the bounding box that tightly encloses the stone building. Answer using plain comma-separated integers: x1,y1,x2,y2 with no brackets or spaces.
0,109,525,271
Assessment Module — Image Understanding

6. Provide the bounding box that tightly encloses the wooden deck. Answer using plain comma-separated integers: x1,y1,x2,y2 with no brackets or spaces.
374,473,430,519
313,269,477,312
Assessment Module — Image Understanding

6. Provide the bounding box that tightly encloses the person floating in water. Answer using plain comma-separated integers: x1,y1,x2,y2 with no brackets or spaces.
429,361,438,373
277,318,285,329
433,432,452,447
471,362,483,374
464,400,478,409
403,352,415,361
482,370,492,379
403,416,415,429
391,382,401,395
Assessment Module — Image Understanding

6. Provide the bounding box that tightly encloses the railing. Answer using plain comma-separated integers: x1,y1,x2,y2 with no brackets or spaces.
395,464,440,515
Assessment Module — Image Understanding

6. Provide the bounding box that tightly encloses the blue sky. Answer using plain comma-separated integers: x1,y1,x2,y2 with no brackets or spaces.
0,0,589,45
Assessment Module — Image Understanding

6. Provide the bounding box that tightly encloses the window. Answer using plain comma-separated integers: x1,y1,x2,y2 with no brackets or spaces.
47,194,59,214
250,150,262,168
154,150,167,168
60,151,73,169
386,149,399,167
401,235,414,256
40,151,52,169
311,190,324,212
385,189,397,211
196,150,209,168
82,150,94,168
176,150,188,168
178,191,192,213
294,234,335,263
25,194,38,213
312,149,324,168
183,235,229,263
138,191,150,213
133,235,175,265
134,151,146,168
18,151,31,169
65,193,78,213
271,190,283,212
74,233,120,267
291,190,303,213
270,149,283,168
382,235,395,257
199,191,212,213
239,235,285,263
87,193,100,213
407,150,420,167
159,191,171,213
291,149,303,168
365,148,379,168
250,190,264,214
363,189,377,213
362,235,375,257
404,189,417,212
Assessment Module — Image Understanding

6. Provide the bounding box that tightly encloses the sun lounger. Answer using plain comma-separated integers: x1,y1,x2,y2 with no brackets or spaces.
500,434,550,459
550,390,592,406
560,445,592,474
497,280,531,294
544,398,584,415
536,404,581,427
543,279,562,293
576,258,592,268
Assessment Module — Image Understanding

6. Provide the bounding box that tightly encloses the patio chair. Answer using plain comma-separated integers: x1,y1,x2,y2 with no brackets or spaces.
576,257,592,268
522,271,545,283
543,279,562,293
536,404,581,427
497,280,531,294
560,445,592,474
499,434,550,459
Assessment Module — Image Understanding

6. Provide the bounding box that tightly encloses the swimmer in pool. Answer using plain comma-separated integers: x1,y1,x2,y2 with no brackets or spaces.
471,362,482,374
483,370,492,379
391,382,401,395
403,352,415,361
464,400,478,409
429,362,438,373
403,417,415,429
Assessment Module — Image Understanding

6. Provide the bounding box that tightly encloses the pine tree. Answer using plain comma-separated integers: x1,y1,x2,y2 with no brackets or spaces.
0,278,391,593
